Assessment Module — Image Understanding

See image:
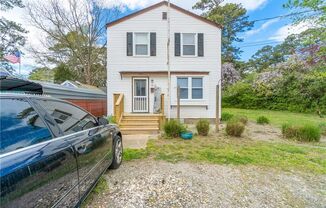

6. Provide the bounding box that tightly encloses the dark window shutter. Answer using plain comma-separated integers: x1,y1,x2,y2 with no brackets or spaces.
198,33,204,57
127,32,133,56
150,32,156,56
175,33,181,56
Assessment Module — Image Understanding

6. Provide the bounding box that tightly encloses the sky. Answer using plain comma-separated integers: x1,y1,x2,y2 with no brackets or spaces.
1,0,311,76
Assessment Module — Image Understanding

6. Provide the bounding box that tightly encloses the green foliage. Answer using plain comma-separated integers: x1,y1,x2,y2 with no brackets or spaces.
196,119,210,136
123,149,148,161
53,63,76,84
29,67,54,82
107,115,116,124
221,112,234,121
146,137,326,174
248,28,325,74
193,0,253,62
257,116,270,125
226,120,245,137
163,120,187,138
82,176,107,207
319,122,326,135
223,69,326,115
232,115,248,125
282,124,321,142
0,0,24,10
0,0,27,72
283,0,325,25
248,45,288,72
224,108,325,128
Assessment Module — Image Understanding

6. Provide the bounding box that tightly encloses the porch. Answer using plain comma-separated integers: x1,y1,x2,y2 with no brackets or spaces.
113,93,165,135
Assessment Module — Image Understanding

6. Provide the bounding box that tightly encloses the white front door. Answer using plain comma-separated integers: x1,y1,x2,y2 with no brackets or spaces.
132,77,148,112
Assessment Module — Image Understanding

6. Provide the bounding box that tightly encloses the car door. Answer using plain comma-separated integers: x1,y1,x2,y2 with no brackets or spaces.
0,97,80,208
35,98,114,201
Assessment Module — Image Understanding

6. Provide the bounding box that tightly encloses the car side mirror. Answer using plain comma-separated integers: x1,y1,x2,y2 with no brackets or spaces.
98,117,108,126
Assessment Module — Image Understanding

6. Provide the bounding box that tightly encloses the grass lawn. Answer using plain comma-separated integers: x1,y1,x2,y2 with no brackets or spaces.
223,108,325,128
124,136,326,175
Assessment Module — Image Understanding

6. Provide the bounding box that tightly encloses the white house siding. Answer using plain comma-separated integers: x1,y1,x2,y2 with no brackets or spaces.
107,4,221,119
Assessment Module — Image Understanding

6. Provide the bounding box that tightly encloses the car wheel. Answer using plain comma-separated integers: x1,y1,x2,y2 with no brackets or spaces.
110,135,123,169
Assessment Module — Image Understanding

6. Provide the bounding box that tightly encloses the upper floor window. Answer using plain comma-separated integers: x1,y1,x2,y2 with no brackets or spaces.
134,32,149,56
182,33,196,56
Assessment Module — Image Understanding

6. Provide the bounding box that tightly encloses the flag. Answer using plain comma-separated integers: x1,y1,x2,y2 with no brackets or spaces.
4,51,21,64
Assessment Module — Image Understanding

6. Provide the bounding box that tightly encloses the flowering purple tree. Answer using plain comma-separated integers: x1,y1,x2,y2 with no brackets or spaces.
222,62,241,89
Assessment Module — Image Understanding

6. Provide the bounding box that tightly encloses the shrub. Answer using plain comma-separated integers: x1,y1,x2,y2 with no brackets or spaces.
256,116,270,125
221,112,234,121
282,124,321,142
231,115,248,125
163,120,187,138
226,121,245,137
107,115,116,124
298,125,321,142
222,70,326,115
319,122,326,135
196,119,210,136
282,124,300,138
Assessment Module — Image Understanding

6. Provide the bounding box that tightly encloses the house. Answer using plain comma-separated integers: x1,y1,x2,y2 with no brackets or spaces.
61,80,101,90
107,1,222,134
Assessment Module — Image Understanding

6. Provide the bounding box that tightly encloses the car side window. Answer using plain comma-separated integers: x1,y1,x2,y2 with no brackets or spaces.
0,98,53,154
36,99,97,135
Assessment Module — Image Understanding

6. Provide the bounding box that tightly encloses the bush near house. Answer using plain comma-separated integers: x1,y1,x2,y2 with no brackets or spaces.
163,120,187,138
196,119,210,136
319,122,326,135
257,116,270,125
107,115,117,124
231,115,248,125
282,124,321,142
226,120,245,137
221,112,234,121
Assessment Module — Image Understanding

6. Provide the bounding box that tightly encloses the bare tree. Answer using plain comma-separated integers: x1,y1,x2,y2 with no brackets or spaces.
26,0,120,85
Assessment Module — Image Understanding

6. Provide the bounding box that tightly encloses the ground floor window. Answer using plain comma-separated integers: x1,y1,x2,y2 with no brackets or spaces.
177,77,203,100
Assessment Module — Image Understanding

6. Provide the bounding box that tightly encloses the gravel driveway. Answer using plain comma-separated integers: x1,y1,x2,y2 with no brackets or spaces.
86,160,326,208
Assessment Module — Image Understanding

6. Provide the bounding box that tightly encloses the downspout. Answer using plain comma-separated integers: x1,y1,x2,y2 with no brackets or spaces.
167,0,171,120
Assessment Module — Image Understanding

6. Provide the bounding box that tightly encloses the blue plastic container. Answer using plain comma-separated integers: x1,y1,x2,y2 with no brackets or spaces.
180,132,193,140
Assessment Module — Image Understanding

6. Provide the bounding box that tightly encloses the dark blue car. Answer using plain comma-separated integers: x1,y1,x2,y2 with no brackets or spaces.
0,93,123,207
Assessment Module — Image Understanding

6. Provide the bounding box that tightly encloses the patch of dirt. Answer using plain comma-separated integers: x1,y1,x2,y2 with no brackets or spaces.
86,160,326,208
244,122,283,142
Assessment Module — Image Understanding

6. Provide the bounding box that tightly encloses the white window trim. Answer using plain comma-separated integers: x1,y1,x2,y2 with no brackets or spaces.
177,77,189,99
177,76,203,100
181,33,197,57
133,32,150,57
191,77,203,100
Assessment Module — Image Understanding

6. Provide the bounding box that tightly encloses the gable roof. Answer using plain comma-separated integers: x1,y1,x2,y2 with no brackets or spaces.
106,1,222,29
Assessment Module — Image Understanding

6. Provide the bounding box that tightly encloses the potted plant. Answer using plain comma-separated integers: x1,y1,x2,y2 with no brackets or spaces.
180,124,193,140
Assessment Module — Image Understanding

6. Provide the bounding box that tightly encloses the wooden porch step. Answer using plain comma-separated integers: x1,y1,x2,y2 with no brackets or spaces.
120,123,159,128
120,127,159,135
119,113,162,135
123,117,159,121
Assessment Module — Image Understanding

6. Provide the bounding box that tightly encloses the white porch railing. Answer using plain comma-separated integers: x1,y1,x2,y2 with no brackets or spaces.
133,96,148,112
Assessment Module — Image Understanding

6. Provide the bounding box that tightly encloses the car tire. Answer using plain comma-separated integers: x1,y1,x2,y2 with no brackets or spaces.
109,135,123,169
